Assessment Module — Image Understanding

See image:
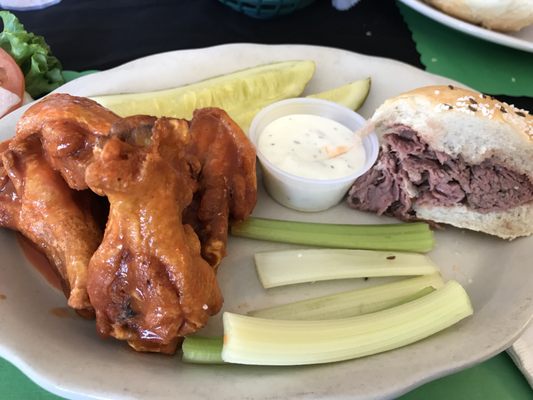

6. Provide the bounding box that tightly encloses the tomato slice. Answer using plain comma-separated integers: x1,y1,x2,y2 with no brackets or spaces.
0,47,25,117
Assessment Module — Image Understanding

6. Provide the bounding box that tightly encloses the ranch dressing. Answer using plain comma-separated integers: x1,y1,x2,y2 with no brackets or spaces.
257,114,366,180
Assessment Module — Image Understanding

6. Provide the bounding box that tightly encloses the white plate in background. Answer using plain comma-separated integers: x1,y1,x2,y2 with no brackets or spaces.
398,0,533,53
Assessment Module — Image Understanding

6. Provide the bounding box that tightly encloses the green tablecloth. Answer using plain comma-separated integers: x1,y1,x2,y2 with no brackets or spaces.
1,351,532,399
397,2,533,97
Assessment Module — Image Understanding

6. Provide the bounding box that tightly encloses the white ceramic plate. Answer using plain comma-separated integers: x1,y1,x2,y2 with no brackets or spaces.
398,0,533,53
0,44,532,400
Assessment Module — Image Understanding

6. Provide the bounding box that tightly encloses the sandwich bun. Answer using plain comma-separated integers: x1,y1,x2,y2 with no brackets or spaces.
371,85,533,181
415,203,532,240
424,0,533,32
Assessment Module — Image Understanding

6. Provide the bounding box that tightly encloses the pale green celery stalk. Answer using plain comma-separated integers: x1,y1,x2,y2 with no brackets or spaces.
182,336,224,364
255,249,439,288
249,274,444,320
230,218,434,253
222,281,473,366
183,275,444,363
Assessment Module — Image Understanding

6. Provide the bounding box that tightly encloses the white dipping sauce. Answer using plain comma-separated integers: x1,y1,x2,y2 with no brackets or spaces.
257,114,366,180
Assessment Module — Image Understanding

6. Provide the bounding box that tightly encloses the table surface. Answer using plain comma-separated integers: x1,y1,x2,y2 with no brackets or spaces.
1,0,532,399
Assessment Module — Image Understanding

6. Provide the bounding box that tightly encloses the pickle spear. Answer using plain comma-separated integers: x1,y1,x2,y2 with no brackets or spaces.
91,60,316,124
307,77,371,111
232,77,371,130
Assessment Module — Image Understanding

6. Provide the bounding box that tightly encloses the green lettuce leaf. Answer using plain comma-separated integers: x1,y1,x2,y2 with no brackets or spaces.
0,11,65,97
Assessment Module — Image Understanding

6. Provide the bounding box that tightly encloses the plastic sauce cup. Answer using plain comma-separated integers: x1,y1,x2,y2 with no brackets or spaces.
249,98,379,212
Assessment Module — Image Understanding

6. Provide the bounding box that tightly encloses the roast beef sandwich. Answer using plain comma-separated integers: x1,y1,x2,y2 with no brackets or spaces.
347,85,533,240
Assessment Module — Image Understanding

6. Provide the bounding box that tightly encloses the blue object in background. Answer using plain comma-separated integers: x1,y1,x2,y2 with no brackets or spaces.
218,0,316,18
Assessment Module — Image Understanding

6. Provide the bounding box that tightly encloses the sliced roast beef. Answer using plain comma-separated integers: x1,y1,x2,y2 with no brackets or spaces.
348,150,414,219
347,125,533,220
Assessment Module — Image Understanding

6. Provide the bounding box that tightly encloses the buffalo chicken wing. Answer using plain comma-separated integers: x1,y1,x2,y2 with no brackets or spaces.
3,93,256,353
15,94,121,190
185,108,257,268
0,136,102,313
85,118,223,353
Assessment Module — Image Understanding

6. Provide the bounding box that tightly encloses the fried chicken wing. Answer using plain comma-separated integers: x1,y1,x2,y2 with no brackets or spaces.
0,140,19,229
6,93,256,353
85,118,223,353
0,136,102,314
108,114,157,146
15,93,121,190
185,108,257,268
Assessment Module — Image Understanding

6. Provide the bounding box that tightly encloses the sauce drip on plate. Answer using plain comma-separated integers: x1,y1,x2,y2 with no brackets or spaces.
16,233,63,291
50,307,76,318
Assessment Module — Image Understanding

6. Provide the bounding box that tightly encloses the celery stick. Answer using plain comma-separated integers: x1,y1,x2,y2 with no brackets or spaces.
255,249,439,288
222,281,473,366
182,276,441,364
233,217,430,235
230,218,434,253
249,274,444,320
182,336,224,364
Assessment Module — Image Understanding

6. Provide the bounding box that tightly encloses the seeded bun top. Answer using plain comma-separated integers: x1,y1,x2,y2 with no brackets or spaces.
370,85,533,180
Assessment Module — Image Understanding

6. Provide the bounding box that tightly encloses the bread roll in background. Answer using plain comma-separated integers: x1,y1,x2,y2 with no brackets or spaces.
347,85,533,240
424,0,533,32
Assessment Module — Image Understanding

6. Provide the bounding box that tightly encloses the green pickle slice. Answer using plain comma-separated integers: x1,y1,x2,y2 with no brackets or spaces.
91,60,316,129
